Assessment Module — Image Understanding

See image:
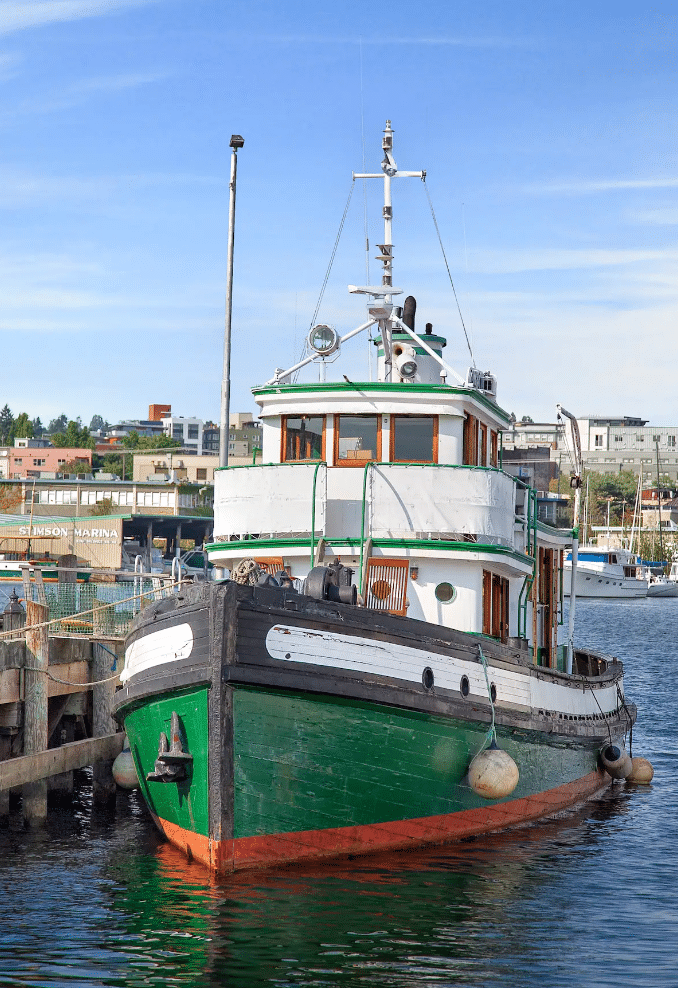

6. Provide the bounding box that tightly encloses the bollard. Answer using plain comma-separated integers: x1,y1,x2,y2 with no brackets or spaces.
22,600,50,825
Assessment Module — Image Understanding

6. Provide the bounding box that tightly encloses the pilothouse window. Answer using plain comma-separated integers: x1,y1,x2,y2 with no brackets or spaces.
282,416,325,461
335,415,380,465
390,416,438,463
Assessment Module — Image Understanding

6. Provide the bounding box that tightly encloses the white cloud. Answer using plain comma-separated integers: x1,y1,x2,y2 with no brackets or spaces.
0,69,167,119
522,177,678,196
0,1,155,35
468,247,678,275
0,168,219,206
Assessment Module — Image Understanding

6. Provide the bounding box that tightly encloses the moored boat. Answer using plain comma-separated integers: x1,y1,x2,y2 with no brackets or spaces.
563,546,647,598
113,122,639,873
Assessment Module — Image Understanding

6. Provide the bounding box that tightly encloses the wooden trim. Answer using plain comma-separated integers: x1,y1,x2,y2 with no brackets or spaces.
364,557,409,616
333,414,382,467
389,415,438,463
253,557,289,575
480,423,488,466
463,413,477,466
491,430,498,466
483,569,509,643
482,569,492,635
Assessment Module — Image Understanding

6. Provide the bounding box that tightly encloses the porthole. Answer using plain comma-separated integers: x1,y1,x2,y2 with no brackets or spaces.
490,683,497,703
422,666,435,690
460,675,470,697
435,582,457,603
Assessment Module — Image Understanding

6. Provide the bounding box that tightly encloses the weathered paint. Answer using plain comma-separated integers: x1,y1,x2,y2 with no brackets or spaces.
123,686,210,838
156,769,609,873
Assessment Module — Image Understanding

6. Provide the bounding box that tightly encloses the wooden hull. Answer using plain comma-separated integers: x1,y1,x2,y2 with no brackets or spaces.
113,581,634,873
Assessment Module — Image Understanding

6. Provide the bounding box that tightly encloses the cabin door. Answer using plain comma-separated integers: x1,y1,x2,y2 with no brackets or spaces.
534,547,560,667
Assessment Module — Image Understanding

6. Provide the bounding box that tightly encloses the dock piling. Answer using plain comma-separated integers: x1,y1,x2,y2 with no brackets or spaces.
22,600,50,825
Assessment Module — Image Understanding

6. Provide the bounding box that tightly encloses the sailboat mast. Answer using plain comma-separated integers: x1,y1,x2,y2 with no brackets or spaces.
656,440,664,564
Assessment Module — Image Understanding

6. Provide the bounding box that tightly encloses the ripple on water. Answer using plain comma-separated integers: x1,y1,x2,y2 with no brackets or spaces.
0,599,675,987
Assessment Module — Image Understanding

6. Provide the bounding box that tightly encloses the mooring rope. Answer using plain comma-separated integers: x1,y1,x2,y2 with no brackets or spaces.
23,665,122,687
473,644,497,758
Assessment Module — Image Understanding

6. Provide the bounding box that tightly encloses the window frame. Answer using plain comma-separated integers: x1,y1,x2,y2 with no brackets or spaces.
389,415,438,464
333,414,382,467
281,415,326,463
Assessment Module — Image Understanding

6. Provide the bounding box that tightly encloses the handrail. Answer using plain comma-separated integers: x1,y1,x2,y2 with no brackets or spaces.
358,461,375,592
309,461,327,567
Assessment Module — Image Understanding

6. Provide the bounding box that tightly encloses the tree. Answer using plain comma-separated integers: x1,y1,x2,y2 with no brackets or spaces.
47,414,68,434
0,483,22,513
585,470,639,526
58,457,91,476
90,497,115,516
101,452,125,477
51,420,95,450
0,405,14,445
520,415,534,424
89,414,109,432
31,416,44,437
121,432,178,451
13,412,33,439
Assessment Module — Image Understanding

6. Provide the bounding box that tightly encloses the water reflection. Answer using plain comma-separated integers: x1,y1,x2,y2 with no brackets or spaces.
94,786,641,988
0,599,676,987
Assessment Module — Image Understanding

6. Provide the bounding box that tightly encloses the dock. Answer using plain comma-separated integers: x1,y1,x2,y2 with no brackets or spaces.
0,565,177,824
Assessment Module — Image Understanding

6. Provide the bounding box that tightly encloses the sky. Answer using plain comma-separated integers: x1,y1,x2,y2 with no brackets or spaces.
1,0,677,428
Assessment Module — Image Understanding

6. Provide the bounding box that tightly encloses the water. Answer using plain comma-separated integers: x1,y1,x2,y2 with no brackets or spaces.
0,599,676,987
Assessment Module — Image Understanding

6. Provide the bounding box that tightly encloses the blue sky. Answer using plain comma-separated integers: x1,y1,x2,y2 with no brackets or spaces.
1,0,677,428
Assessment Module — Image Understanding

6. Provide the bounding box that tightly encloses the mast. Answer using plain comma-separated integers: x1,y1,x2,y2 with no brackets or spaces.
352,120,425,381
557,405,582,676
656,440,665,566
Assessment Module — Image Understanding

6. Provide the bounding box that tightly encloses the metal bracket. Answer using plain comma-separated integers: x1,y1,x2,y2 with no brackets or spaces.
146,711,193,783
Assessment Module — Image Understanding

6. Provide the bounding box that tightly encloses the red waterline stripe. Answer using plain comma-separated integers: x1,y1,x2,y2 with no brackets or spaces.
157,769,610,874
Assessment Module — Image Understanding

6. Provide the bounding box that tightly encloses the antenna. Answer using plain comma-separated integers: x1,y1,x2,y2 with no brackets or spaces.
352,120,425,380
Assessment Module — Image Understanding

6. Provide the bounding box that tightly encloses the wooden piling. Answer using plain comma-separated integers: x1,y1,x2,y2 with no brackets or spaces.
91,641,121,803
22,600,50,825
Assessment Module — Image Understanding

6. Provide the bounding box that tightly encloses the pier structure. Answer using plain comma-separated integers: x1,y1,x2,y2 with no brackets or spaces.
0,564,177,824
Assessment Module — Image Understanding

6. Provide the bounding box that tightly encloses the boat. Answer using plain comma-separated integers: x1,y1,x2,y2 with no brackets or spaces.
646,572,678,597
113,121,639,873
563,546,647,598
0,541,90,583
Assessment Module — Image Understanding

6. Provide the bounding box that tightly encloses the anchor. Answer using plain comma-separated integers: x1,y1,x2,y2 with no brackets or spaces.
146,711,193,783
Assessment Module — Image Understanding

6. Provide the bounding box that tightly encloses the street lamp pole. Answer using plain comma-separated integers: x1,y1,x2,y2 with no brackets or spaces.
219,134,244,469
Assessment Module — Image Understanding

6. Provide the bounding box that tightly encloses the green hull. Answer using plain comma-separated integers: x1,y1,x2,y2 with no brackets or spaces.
124,684,601,845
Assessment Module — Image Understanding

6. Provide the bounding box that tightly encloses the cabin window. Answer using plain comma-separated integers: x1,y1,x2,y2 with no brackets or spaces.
281,415,325,462
390,416,438,463
435,582,457,603
490,430,498,467
334,414,380,466
482,569,509,643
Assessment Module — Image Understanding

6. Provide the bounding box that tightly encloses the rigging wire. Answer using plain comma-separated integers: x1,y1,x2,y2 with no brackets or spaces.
309,180,356,330
292,179,356,384
422,179,475,367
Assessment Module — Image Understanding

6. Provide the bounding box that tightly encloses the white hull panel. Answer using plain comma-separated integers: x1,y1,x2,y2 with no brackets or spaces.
564,567,646,598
